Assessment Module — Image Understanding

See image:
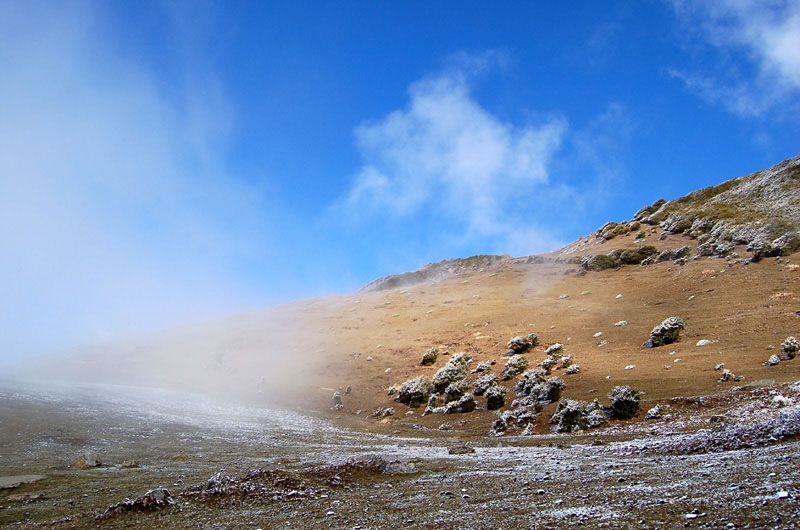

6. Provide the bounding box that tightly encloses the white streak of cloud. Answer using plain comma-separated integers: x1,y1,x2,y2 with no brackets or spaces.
337,67,567,253
670,0,800,116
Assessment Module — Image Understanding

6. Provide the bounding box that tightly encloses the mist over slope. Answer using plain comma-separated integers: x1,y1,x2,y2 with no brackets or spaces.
8,155,800,430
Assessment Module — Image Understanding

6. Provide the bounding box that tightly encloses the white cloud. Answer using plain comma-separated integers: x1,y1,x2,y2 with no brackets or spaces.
670,0,800,115
338,67,567,253
0,4,276,361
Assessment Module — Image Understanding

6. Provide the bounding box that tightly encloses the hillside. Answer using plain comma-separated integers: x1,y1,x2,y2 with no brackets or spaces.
10,154,800,437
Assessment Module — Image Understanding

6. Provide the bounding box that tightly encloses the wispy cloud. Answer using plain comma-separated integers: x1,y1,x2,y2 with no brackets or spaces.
335,61,567,256
0,3,276,361
669,0,800,116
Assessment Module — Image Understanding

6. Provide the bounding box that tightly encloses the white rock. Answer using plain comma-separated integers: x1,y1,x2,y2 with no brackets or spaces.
593,332,603,338
624,365,635,370
614,320,628,326
696,339,712,347
615,294,623,299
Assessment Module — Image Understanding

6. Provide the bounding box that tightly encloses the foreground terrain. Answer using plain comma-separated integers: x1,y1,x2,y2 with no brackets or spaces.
0,379,798,529
3,155,800,527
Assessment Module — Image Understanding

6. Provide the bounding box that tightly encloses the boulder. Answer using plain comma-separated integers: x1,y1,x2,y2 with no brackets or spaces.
644,317,687,347
72,453,102,470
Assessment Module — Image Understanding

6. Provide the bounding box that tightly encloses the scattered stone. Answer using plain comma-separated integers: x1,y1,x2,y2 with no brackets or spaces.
772,395,791,408
396,376,434,408
332,392,343,408
345,385,352,394
614,320,628,327
96,488,173,520
645,405,664,420
643,317,687,347
764,354,781,367
714,363,724,371
501,355,529,380
448,445,476,455
624,365,635,370
72,453,102,470
696,339,713,347
616,294,623,299
420,348,439,366
381,407,395,417
609,385,640,419
717,369,742,382
593,331,603,338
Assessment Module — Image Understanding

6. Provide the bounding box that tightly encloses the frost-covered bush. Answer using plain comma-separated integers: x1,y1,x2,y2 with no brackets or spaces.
473,373,499,396
782,336,800,358
396,376,433,408
507,333,539,353
609,385,641,419
485,385,507,410
444,379,471,403
644,317,687,347
420,348,439,366
501,355,530,380
515,369,546,395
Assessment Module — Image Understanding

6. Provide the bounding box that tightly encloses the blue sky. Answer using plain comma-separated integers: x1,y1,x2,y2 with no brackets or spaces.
1,0,799,362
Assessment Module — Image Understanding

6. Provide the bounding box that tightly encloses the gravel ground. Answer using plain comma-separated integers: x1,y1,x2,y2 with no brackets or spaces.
1,379,798,529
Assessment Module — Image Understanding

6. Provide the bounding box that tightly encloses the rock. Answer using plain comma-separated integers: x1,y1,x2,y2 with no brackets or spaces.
643,317,687,347
624,365,635,370
381,407,395,417
781,336,800,359
714,363,724,371
772,395,791,408
345,385,352,394
593,331,603,338
764,354,781,366
396,376,434,408
473,373,500,396
121,461,139,469
448,445,476,455
332,392,343,407
501,355,529,380
485,385,507,410
696,339,712,347
96,488,173,520
421,348,439,366
360,455,418,474
507,333,539,353
645,405,664,420
72,453,102,470
566,364,580,374
0,475,47,490
614,320,628,327
609,385,640,419
717,369,742,382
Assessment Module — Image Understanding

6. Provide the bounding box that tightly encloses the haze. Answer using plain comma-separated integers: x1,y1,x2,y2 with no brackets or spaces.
1,0,798,365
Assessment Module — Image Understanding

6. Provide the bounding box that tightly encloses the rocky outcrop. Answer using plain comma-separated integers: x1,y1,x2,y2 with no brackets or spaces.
359,254,508,293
